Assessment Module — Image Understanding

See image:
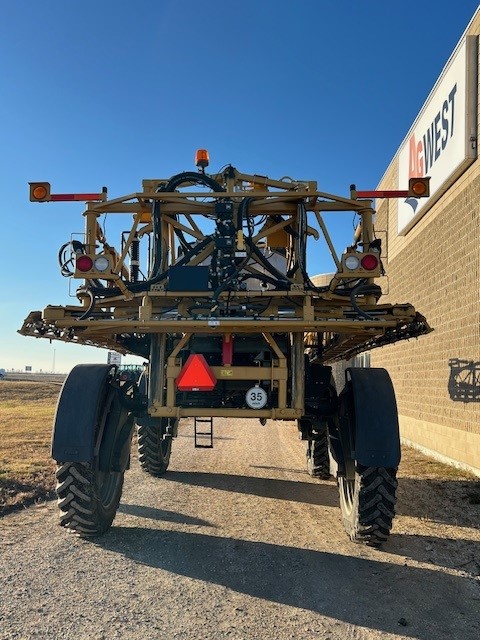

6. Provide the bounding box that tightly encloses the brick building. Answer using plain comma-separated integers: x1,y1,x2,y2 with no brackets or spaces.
369,10,480,475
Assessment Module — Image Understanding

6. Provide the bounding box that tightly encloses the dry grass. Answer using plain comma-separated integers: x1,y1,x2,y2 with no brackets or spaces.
0,381,60,514
399,446,477,480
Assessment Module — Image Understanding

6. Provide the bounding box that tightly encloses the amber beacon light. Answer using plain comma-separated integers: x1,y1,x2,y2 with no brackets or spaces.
29,182,51,202
408,177,430,198
195,149,210,171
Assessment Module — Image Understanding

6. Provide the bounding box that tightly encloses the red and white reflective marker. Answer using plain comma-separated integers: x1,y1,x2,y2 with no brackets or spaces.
222,334,234,366
50,192,105,201
176,354,217,392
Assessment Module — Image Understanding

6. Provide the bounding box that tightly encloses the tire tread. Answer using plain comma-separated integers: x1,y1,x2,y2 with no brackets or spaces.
354,466,398,546
55,462,123,536
307,433,331,479
137,420,172,477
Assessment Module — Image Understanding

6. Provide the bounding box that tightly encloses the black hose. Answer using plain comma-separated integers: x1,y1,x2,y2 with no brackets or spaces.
245,241,291,288
58,240,84,277
238,271,280,288
78,290,96,320
239,197,255,237
333,279,365,296
296,202,329,293
150,171,225,279
88,236,213,298
164,171,225,193
349,284,382,320
150,199,163,278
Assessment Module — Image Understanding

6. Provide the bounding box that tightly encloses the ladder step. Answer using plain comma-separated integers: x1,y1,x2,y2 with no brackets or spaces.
194,417,213,448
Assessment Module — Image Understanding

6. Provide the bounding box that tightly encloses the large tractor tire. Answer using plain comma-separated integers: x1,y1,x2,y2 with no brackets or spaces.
137,417,175,477
55,461,124,536
53,365,131,536
338,466,398,546
306,432,331,479
335,368,401,546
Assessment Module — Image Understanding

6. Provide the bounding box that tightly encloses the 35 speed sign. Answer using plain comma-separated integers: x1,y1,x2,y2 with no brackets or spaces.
245,386,268,409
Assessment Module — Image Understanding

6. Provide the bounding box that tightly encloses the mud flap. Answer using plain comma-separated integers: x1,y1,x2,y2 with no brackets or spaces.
97,393,134,473
52,364,116,462
345,367,401,469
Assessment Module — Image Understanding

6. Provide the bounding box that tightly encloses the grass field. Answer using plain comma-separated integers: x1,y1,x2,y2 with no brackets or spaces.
0,381,60,514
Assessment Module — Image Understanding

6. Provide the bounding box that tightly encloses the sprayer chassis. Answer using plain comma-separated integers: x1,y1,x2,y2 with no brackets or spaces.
20,168,428,421
20,165,431,545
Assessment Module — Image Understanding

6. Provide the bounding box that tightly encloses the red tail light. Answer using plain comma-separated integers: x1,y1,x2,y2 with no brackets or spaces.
360,254,379,271
76,255,94,272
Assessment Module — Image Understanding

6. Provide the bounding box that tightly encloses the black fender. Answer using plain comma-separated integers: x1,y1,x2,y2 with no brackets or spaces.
52,364,134,471
52,364,115,462
337,367,400,470
97,390,133,473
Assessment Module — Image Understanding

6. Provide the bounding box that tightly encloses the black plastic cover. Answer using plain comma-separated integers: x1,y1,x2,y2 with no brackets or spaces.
348,367,401,468
52,364,113,462
167,265,210,291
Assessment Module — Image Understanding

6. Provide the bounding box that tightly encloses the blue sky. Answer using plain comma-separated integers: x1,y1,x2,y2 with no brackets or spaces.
1,0,478,372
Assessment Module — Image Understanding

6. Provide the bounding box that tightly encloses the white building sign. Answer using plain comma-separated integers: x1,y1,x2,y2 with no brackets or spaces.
397,36,477,234
107,351,122,366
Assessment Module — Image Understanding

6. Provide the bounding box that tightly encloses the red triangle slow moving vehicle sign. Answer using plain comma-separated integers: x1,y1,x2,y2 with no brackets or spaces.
176,354,217,392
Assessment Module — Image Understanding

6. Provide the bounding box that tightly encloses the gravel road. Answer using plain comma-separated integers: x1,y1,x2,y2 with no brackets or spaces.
1,418,479,640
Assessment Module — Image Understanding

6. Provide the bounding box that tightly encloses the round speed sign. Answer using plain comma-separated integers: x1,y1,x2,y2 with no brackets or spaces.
245,386,268,409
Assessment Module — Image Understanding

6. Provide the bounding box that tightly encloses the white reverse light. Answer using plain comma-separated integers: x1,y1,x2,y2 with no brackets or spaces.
94,255,110,272
344,255,360,270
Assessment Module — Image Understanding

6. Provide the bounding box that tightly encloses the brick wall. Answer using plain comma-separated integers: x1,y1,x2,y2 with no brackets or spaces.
370,14,480,473
372,174,480,431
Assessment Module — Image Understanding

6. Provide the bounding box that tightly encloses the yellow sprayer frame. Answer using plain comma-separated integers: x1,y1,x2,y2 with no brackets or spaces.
20,166,430,420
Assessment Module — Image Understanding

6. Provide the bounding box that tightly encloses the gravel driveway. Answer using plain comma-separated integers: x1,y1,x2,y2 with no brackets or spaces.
1,418,479,639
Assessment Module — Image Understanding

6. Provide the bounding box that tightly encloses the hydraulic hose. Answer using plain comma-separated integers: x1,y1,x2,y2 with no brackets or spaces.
88,236,213,298
350,284,382,320
246,240,291,288
88,171,224,299
151,172,225,278
78,289,96,320
297,202,329,294
58,240,84,277
163,171,225,193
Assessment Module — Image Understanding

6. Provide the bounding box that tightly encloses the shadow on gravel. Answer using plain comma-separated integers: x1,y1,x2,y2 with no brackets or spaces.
250,464,310,475
118,503,216,528
163,470,338,507
98,527,480,640
387,533,480,576
397,478,480,528
176,434,236,441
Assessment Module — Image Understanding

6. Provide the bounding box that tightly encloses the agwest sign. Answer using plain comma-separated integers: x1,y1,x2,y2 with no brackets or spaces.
397,36,478,234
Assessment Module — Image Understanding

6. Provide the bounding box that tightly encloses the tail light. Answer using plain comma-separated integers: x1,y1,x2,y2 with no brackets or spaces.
76,255,94,272
341,252,381,276
360,254,379,271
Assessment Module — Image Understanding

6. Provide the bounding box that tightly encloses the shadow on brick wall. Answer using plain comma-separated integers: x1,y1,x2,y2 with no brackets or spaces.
448,358,480,402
